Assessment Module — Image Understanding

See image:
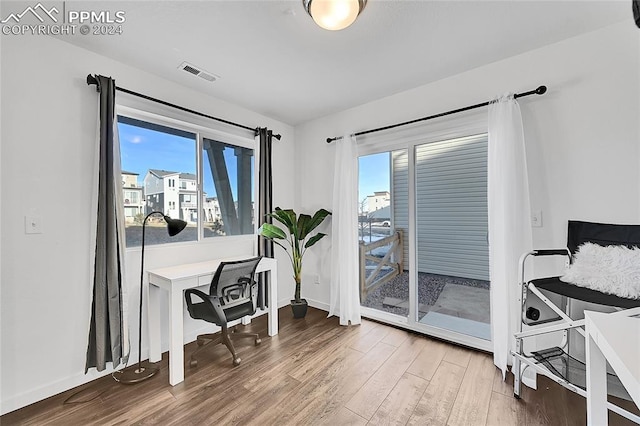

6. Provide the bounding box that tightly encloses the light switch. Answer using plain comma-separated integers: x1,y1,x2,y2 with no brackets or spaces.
531,210,543,228
25,215,43,234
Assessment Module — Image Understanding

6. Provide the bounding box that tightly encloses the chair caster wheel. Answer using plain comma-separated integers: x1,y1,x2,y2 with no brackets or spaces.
233,357,241,366
190,359,198,368
255,338,262,345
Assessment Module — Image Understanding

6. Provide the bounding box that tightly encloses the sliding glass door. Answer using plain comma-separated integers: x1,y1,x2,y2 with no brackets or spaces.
415,134,490,341
358,133,491,350
358,151,409,317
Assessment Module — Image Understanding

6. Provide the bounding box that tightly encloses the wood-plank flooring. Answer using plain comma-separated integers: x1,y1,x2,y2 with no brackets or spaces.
3,307,638,425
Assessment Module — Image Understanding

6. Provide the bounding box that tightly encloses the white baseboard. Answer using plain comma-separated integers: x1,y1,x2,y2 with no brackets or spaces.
1,365,115,416
276,297,329,312
278,298,291,309
306,298,330,312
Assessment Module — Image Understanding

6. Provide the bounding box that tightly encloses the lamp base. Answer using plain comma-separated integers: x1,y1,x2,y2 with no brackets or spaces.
112,363,159,384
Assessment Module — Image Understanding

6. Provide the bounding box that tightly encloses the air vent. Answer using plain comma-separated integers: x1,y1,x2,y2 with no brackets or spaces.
178,62,219,83
182,64,200,75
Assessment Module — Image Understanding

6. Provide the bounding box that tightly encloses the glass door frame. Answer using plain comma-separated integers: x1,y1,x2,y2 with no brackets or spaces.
357,111,492,352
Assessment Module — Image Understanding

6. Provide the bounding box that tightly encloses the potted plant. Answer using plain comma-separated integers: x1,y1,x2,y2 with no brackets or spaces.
259,207,331,318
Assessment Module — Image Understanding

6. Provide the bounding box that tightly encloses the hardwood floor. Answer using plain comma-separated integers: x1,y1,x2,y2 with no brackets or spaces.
3,307,638,425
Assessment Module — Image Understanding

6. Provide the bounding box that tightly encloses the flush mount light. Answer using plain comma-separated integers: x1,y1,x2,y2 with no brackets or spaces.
302,0,367,31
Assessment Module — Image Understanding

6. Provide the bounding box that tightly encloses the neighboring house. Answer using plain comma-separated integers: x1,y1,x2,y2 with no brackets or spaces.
122,171,144,223
144,169,198,222
203,196,222,223
178,173,199,223
202,197,255,235
392,136,489,281
364,191,390,213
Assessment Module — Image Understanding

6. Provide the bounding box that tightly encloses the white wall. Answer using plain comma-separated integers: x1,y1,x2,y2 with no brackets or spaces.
0,26,4,414
1,17,639,417
295,21,640,307
0,35,294,414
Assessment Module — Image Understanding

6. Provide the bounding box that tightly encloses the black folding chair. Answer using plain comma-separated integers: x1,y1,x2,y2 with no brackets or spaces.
512,221,640,423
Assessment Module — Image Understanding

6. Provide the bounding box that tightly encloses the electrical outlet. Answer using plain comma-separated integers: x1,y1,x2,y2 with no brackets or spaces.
25,215,43,234
531,210,543,228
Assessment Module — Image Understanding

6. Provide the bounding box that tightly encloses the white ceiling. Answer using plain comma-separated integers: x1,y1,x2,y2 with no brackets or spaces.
58,0,630,125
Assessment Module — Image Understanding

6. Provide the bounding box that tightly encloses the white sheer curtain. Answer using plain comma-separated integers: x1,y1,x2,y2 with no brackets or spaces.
329,134,362,325
488,94,532,379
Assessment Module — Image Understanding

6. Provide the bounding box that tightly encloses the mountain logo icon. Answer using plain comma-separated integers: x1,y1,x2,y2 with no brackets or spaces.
1,3,59,24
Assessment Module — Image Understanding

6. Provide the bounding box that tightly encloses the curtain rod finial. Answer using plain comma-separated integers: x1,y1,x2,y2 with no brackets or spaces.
536,85,547,95
86,74,99,91
326,137,334,144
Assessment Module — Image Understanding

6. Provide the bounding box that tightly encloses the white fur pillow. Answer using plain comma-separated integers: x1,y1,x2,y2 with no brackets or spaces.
560,242,640,299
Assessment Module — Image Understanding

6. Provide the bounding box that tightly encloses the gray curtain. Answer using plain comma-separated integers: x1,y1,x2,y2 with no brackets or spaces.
85,75,129,372
257,128,274,309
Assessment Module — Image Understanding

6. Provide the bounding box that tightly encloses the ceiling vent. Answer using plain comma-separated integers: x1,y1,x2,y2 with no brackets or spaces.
178,62,219,82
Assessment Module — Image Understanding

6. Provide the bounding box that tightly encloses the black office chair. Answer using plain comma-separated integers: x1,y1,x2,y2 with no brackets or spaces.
185,256,262,367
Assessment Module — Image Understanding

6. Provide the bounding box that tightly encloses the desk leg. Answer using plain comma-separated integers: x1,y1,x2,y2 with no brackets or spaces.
168,288,185,386
586,325,608,426
148,283,161,363
268,264,278,337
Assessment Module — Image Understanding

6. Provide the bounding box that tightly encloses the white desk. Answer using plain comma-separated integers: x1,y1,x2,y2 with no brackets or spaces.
147,256,278,386
585,311,640,425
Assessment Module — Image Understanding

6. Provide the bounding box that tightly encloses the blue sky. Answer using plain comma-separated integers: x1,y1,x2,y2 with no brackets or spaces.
118,122,195,178
119,120,386,202
118,121,246,198
359,152,390,201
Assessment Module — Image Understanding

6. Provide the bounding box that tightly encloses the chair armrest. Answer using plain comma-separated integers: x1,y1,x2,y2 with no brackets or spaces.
532,249,571,257
518,248,572,287
184,288,227,327
184,288,211,308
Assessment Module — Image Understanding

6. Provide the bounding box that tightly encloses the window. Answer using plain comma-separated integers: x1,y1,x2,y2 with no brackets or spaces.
117,113,255,248
202,138,254,238
123,190,139,204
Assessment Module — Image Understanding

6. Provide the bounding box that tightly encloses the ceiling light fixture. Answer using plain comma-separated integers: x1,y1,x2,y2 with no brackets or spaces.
302,0,367,31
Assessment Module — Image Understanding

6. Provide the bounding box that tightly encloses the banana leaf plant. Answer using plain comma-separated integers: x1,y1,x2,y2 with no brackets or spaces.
259,207,331,303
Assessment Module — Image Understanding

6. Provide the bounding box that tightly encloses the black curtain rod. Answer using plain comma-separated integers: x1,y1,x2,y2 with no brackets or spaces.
86,74,281,140
326,85,547,143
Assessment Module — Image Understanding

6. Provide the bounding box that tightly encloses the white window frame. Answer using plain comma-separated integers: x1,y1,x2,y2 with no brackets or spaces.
116,103,258,250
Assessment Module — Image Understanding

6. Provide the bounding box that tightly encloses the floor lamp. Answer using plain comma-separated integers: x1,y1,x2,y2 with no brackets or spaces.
113,211,187,384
